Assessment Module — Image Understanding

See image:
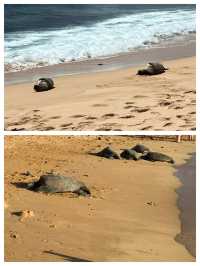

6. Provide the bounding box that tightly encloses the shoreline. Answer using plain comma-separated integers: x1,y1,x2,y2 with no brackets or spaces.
175,153,196,258
5,40,195,86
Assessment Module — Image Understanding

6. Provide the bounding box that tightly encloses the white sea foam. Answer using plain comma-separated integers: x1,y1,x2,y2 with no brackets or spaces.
5,9,196,72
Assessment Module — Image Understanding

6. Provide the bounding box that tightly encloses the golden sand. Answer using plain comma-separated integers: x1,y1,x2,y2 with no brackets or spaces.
5,57,195,131
5,136,195,261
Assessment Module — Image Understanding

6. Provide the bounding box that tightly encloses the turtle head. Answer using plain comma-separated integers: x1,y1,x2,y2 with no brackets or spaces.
113,153,120,159
137,69,147,75
26,178,42,191
26,182,35,190
77,186,91,197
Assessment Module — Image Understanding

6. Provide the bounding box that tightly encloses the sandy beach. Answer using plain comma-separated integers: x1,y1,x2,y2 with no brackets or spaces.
4,136,195,261
5,53,196,131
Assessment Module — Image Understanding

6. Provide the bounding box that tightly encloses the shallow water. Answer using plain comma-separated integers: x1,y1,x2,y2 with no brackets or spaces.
175,153,196,258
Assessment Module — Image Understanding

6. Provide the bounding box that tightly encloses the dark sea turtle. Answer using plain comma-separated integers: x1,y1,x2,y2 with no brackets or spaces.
89,146,120,159
33,78,55,92
120,149,141,160
141,152,174,164
137,62,168,75
131,144,150,154
27,175,90,196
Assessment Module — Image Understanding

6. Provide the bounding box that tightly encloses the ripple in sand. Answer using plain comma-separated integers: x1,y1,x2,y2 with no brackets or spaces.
60,123,73,128
102,113,116,118
70,114,86,118
163,122,173,127
120,115,135,119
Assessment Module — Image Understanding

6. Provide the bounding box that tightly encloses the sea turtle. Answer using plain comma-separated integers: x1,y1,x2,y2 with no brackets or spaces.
131,144,150,154
33,78,55,92
120,149,141,160
89,146,120,159
27,175,90,196
141,152,174,164
137,62,168,75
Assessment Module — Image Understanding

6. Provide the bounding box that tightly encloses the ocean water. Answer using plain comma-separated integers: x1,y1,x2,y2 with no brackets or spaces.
5,4,196,72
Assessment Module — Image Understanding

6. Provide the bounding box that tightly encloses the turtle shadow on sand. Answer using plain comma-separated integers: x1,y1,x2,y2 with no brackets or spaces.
43,250,92,262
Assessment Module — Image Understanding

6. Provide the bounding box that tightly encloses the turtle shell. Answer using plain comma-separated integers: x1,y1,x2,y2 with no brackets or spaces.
148,62,167,74
142,152,174,164
120,149,141,160
28,175,90,196
137,62,168,75
34,78,54,92
92,146,120,159
148,62,167,71
131,144,150,154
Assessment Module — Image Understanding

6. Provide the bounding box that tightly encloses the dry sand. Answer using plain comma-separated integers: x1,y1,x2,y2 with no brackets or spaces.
5,57,196,131
4,136,195,261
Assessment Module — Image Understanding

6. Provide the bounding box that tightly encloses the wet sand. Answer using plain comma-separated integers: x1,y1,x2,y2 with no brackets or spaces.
5,55,196,131
5,41,195,86
4,136,195,261
175,153,196,258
